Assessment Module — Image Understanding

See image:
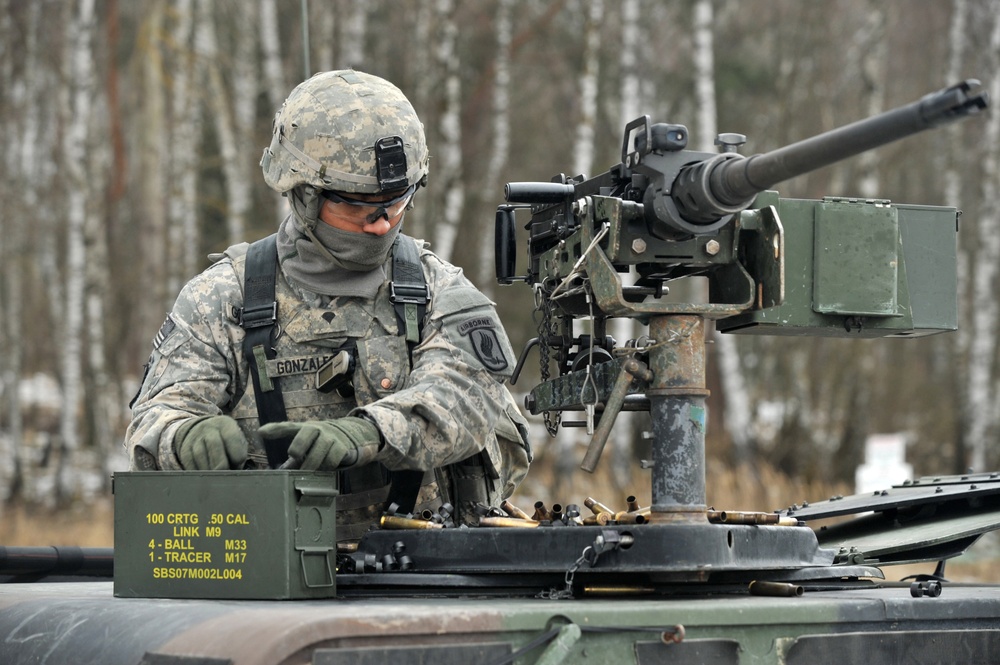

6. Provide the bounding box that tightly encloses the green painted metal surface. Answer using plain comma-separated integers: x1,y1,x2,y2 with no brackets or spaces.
113,470,339,600
718,195,958,338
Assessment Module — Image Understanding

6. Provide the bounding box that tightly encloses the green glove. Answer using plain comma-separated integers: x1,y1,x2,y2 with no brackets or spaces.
259,416,381,471
174,415,249,470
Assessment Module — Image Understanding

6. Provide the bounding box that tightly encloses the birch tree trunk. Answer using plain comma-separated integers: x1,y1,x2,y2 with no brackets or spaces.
603,0,644,482
477,0,513,294
692,0,755,464
431,0,463,261
198,0,253,246
58,0,98,503
169,0,200,294
259,0,290,224
260,0,287,105
86,0,128,485
947,0,971,473
967,1,1000,471
137,1,170,329
0,5,25,503
407,3,435,241
84,112,115,487
619,0,641,126
573,0,603,180
853,2,887,199
831,1,886,481
231,6,258,243
317,3,335,72
339,1,367,69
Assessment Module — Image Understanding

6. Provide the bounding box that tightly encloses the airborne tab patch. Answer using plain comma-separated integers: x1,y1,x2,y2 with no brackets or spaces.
459,317,509,372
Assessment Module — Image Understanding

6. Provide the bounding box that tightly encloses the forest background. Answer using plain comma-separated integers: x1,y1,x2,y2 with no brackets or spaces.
0,0,998,534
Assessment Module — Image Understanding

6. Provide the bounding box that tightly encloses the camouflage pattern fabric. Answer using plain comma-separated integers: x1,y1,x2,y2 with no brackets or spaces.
125,233,531,511
261,70,430,195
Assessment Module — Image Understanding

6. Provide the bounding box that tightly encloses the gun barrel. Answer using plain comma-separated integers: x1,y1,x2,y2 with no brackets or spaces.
676,80,989,223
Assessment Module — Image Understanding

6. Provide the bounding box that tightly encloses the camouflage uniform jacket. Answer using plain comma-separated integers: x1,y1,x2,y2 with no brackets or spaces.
125,234,531,530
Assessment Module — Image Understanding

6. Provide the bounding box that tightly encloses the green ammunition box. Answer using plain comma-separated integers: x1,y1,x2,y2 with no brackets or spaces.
113,470,338,600
718,195,958,338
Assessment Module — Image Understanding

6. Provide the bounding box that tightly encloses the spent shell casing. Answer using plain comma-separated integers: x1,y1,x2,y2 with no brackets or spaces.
479,516,540,528
584,497,617,516
501,500,533,521
532,501,553,522
380,515,444,530
582,512,612,525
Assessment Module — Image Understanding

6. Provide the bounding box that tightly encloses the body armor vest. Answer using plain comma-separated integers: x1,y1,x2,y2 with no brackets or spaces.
228,234,492,542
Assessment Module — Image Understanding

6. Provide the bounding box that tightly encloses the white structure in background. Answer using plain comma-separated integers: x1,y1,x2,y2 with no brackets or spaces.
855,433,913,494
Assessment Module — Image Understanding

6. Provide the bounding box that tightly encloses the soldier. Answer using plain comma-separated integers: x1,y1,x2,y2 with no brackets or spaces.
125,70,531,540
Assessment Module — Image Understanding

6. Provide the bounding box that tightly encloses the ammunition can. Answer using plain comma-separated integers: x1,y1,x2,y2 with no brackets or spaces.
113,470,338,600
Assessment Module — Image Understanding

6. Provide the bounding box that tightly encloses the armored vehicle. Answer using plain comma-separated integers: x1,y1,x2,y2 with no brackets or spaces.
1,80,996,665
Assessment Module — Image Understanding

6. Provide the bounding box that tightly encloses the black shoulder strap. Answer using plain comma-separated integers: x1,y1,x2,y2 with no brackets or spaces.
389,234,430,348
385,234,430,513
240,233,290,468
239,232,431,493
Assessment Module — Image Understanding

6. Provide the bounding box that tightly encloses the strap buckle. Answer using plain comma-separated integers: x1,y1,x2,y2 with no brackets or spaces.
239,301,278,329
389,282,429,306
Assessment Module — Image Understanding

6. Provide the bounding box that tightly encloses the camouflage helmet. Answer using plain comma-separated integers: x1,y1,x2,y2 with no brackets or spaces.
261,70,429,195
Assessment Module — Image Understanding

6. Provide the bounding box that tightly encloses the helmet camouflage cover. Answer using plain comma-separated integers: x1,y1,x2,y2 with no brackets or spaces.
261,70,429,195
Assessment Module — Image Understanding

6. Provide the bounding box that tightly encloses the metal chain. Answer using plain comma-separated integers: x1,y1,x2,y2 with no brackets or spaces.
536,532,632,600
535,285,562,437
537,546,593,600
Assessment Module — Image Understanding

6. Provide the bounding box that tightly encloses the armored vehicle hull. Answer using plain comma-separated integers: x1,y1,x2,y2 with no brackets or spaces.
3,580,1000,664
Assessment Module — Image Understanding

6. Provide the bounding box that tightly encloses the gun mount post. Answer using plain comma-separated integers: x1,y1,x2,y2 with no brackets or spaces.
646,315,710,522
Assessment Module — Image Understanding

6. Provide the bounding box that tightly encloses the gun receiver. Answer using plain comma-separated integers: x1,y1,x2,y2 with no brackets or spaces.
496,80,989,503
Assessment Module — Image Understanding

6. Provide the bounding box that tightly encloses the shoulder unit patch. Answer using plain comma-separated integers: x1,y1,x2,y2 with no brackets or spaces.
459,317,509,372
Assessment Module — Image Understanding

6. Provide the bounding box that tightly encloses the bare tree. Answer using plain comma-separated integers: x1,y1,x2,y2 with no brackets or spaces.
339,0,367,69
136,0,170,335
58,0,99,502
407,2,437,242
0,4,26,503
431,0,463,261
167,0,200,296
947,0,972,472
477,0,514,294
259,0,290,225
691,0,755,465
260,0,287,106
84,106,116,488
199,1,257,246
830,0,887,482
606,0,643,483
968,0,1000,471
573,0,603,180
852,1,887,199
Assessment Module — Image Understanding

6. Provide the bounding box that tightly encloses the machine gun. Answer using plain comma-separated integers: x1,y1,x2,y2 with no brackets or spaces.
495,80,988,514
